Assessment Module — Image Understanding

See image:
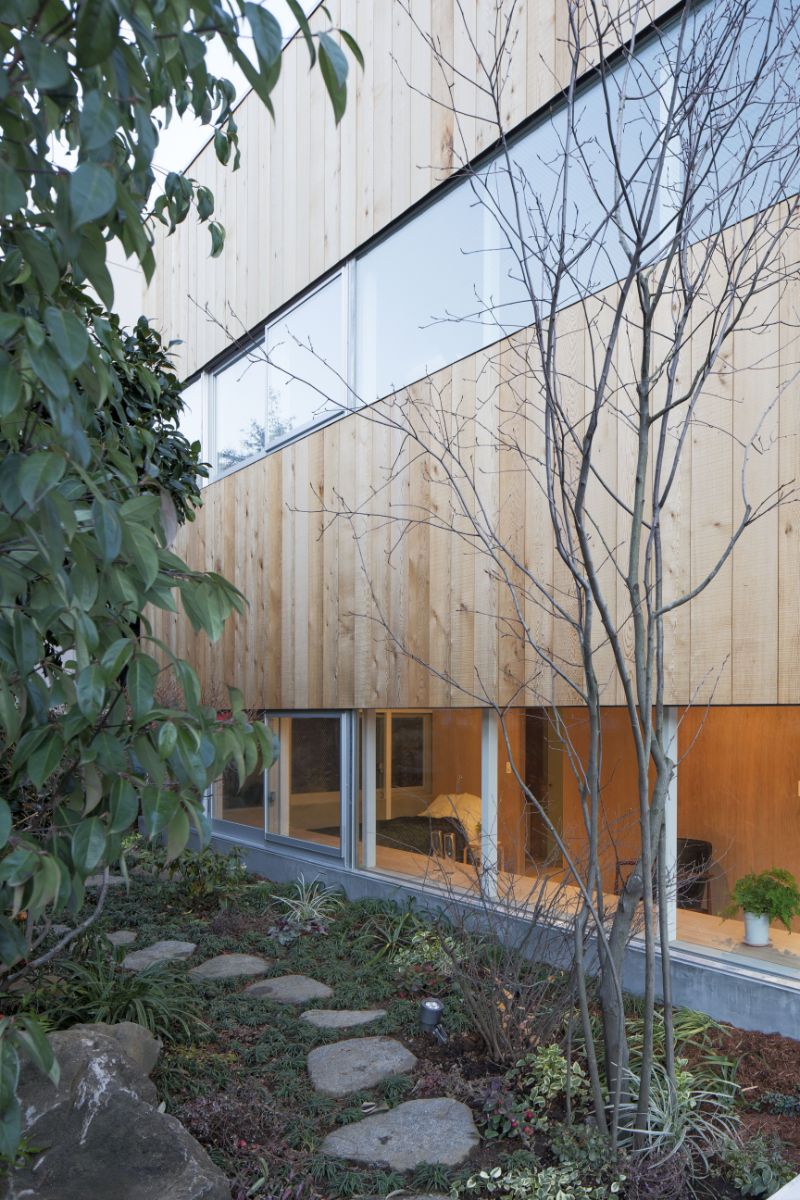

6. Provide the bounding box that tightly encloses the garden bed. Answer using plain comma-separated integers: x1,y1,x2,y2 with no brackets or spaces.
9,847,800,1200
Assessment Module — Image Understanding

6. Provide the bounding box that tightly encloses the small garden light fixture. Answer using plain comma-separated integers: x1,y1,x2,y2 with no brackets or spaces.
419,997,448,1044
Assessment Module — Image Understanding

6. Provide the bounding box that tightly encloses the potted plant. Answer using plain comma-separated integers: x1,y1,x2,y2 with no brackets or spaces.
722,868,800,946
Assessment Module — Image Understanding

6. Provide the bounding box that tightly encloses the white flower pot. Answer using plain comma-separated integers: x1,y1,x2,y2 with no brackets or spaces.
743,911,771,947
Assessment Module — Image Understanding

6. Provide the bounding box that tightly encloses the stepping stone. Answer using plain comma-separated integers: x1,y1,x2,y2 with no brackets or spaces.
320,1098,479,1170
122,940,196,971
86,874,126,889
301,1008,387,1030
189,954,270,981
308,1036,416,1097
106,930,137,947
245,974,333,1004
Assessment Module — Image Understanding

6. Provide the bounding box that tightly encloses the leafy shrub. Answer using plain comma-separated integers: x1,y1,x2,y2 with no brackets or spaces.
722,868,800,929
482,1046,589,1145
716,1133,795,1198
457,1163,624,1199
754,1089,800,1116
170,846,248,912
268,877,343,944
616,1060,739,1179
361,899,437,961
392,928,460,992
27,936,203,1042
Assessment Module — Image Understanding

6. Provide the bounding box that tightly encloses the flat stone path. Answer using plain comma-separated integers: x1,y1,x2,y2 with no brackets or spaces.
190,953,270,981
122,940,196,971
245,974,333,1004
301,1008,387,1030
308,1036,416,1097
320,1098,479,1170
106,930,137,947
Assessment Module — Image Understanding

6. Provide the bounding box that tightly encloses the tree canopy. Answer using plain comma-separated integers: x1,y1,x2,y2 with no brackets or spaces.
0,0,359,1157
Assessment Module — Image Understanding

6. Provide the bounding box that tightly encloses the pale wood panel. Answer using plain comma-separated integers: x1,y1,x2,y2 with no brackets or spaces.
151,242,798,711
145,0,676,381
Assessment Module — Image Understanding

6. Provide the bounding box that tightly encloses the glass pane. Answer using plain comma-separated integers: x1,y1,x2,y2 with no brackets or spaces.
211,713,266,830
266,716,341,849
676,706,800,976
266,277,345,444
214,349,268,474
365,709,483,886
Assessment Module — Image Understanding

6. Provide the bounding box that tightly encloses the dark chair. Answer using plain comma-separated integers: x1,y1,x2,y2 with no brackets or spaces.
676,837,713,914
613,837,713,915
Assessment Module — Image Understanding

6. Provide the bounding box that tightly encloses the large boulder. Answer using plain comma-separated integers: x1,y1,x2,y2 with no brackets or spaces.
71,1020,163,1075
2,1026,229,1200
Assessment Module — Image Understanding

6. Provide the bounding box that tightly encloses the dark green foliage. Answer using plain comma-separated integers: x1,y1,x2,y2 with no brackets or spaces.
169,845,249,913
716,1134,795,1198
25,935,203,1042
722,869,800,930
0,0,361,1156
755,1089,800,1116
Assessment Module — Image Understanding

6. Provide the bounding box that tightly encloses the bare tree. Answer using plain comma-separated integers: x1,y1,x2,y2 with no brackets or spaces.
201,0,800,1150
324,0,800,1142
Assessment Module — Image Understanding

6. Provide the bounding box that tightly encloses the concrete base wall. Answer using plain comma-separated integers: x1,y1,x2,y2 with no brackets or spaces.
214,829,800,1040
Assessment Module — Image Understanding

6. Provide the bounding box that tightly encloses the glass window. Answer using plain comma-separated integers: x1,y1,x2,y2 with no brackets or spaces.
675,706,800,977
266,715,342,849
361,709,484,884
213,348,268,474
266,276,346,444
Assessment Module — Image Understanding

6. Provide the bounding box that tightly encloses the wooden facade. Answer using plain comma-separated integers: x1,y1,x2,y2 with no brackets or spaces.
145,1,800,713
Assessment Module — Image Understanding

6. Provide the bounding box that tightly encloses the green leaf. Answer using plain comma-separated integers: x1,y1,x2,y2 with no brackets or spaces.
340,30,365,71
79,91,120,152
16,232,58,295
20,35,70,90
157,721,177,759
93,498,123,562
108,780,138,834
123,520,159,588
126,655,158,719
0,1040,21,1160
69,164,117,228
0,365,21,417
27,732,64,788
0,162,26,215
0,801,12,851
45,307,89,371
245,3,283,67
318,33,348,124
75,666,106,718
71,817,105,873
75,0,120,68
15,1016,59,1084
0,847,39,887
18,451,65,508
165,804,189,863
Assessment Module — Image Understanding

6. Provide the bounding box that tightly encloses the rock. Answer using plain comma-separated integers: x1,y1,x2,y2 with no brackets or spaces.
307,1036,416,1097
320,1098,479,1171
2,1027,228,1200
189,953,270,981
245,974,333,1004
72,1021,162,1075
85,873,126,889
106,929,137,947
301,1008,387,1030
122,939,196,971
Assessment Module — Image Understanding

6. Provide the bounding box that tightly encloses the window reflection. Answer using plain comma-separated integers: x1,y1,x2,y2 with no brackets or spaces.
214,351,268,473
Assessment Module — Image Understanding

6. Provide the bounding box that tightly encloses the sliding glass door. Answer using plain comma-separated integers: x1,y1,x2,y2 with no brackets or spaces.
211,711,349,858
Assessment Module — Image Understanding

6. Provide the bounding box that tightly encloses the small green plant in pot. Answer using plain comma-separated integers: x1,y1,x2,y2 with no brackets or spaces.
722,868,800,946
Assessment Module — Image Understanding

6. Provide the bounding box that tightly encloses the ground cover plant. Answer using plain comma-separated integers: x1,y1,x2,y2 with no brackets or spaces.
7,856,798,1199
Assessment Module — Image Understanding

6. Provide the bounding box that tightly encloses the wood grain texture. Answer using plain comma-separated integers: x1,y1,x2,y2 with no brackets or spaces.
152,259,798,710
144,0,676,381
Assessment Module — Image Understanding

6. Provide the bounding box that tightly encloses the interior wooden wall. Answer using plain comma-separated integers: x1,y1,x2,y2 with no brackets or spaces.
143,0,672,381
677,707,800,917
